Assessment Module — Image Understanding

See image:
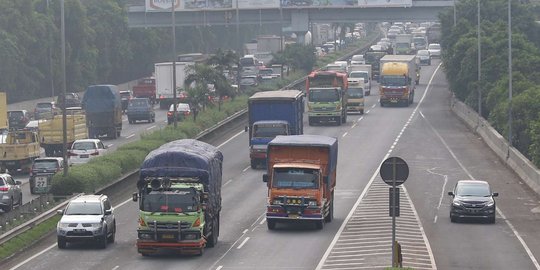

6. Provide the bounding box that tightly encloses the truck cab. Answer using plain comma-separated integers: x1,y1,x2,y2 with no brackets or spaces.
346,81,365,114
0,130,41,173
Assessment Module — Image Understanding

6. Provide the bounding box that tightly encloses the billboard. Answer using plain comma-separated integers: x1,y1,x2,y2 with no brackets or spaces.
145,0,412,11
146,0,232,11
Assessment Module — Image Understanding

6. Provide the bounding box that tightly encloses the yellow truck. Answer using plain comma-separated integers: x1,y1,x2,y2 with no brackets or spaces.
0,92,8,131
0,130,41,173
38,111,88,157
379,55,418,107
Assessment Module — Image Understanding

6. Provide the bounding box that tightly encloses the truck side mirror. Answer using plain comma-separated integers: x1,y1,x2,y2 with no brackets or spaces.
262,174,268,183
132,192,138,202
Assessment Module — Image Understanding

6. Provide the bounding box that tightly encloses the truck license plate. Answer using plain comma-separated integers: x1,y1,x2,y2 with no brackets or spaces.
288,214,299,219
162,234,174,239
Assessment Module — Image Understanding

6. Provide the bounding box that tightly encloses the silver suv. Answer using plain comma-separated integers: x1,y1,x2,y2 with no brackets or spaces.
56,194,116,249
0,174,22,212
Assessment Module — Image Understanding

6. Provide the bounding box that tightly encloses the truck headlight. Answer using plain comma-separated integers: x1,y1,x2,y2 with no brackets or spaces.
272,199,282,205
138,232,153,240
308,200,318,207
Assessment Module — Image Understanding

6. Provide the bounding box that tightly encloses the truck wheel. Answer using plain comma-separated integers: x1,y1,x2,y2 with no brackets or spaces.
308,118,313,126
267,219,276,230
206,221,218,248
44,147,52,157
336,117,342,126
360,109,364,115
197,247,204,256
342,113,347,123
380,102,385,107
250,160,257,169
116,130,121,138
315,220,324,230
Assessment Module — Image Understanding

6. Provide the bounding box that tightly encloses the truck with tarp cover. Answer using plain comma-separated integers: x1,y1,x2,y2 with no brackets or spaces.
247,90,304,169
306,71,348,126
133,139,223,256
82,85,122,139
263,135,338,230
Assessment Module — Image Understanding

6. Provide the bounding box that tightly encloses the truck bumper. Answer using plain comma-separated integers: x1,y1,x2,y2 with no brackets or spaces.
249,151,267,160
137,240,206,255
308,112,341,123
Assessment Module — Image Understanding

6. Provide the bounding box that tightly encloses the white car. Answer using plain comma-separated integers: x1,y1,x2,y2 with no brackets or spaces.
350,54,365,65
416,50,431,65
68,139,108,165
428,43,441,58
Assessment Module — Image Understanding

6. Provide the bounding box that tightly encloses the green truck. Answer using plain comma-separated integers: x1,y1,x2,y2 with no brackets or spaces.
133,139,223,256
306,71,348,126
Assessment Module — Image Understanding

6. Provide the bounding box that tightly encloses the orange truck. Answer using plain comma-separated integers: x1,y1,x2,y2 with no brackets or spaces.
263,135,338,230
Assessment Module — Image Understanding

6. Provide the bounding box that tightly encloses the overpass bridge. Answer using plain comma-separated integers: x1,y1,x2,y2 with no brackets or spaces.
127,0,454,31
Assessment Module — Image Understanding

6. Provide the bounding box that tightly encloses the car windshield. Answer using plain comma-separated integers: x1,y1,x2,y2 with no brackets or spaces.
348,87,364,98
418,50,429,56
253,124,287,138
33,160,58,170
8,111,23,118
429,44,441,50
36,103,51,109
65,202,102,215
272,168,319,189
381,75,407,86
309,88,340,102
72,142,96,150
241,78,256,84
259,69,273,75
456,183,491,197
141,191,198,213
350,72,368,80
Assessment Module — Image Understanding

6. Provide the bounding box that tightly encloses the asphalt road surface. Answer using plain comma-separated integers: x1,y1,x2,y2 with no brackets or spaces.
2,60,540,270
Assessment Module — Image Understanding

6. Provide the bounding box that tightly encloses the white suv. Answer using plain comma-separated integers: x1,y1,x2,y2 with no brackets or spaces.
56,194,116,249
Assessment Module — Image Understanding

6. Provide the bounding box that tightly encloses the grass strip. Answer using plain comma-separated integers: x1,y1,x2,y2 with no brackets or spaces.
0,215,60,261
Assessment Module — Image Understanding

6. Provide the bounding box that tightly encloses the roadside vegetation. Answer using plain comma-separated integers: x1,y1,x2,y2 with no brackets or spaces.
439,0,540,166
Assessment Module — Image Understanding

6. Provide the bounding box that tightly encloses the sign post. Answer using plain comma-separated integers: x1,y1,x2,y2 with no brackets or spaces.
380,157,409,268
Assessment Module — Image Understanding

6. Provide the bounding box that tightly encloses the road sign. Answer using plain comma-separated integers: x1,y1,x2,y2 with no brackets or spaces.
380,157,409,186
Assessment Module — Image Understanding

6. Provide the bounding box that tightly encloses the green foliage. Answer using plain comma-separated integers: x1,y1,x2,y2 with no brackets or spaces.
440,0,540,167
0,215,61,261
273,43,317,73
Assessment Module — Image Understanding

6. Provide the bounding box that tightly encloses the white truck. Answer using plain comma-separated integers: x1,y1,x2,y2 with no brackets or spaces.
155,62,192,109
394,34,414,55
348,64,372,95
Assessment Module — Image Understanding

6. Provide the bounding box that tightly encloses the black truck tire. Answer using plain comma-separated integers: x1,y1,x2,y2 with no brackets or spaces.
206,220,218,248
325,199,334,223
315,220,325,230
267,219,276,230
250,159,257,169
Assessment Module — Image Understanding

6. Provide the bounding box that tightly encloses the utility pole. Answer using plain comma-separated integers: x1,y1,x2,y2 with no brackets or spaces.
172,0,178,128
508,0,513,153
61,0,68,175
477,0,482,119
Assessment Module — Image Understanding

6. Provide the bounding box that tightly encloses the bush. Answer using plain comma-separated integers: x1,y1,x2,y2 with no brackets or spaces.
117,139,166,153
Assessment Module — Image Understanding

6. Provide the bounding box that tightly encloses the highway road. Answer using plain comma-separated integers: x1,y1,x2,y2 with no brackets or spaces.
2,59,540,270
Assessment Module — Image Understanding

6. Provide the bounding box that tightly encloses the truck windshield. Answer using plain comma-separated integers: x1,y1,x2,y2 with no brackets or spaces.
141,191,198,213
253,124,287,138
308,88,340,102
348,88,364,98
381,75,407,86
273,168,319,189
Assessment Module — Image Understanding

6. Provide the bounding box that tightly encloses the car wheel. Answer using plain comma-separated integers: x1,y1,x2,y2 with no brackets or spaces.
488,215,496,224
57,237,67,249
98,234,107,249
450,214,458,223
4,198,13,212
18,194,22,206
108,222,116,243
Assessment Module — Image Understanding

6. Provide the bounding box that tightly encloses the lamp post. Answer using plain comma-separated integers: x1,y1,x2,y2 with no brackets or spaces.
61,0,68,175
508,0,513,153
477,0,482,119
172,0,178,128
453,0,457,26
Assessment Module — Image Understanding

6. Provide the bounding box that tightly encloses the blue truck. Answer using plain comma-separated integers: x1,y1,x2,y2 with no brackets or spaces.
82,85,122,139
247,90,304,169
133,139,223,256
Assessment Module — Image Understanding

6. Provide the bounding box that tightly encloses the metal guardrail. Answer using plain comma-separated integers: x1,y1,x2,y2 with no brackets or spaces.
0,32,381,251
0,194,80,246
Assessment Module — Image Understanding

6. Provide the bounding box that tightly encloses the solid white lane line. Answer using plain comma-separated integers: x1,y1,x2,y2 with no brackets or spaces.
420,106,540,269
217,130,244,149
223,179,233,186
242,166,250,172
9,244,56,270
146,125,156,130
126,134,135,139
236,237,250,249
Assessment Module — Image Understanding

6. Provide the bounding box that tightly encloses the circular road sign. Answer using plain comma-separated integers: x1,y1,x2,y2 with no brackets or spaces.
380,157,409,186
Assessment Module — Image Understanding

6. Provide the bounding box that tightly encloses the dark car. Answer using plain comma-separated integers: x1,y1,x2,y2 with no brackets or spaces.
167,103,190,125
126,98,155,124
34,101,59,120
7,110,30,130
29,157,63,194
448,180,498,223
57,93,81,109
119,90,132,113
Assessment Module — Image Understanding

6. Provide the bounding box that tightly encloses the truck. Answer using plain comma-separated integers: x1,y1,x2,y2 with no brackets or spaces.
38,111,88,157
133,139,223,256
365,50,386,81
427,23,441,44
155,62,190,110
263,135,338,230
82,85,122,139
306,71,348,126
247,90,304,169
0,130,41,173
379,55,418,107
394,34,414,55
132,77,156,104
346,80,365,114
0,92,7,131
256,35,283,54
348,64,372,95
412,36,428,50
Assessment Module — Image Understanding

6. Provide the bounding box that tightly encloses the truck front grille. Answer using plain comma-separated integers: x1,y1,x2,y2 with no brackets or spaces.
148,221,191,231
